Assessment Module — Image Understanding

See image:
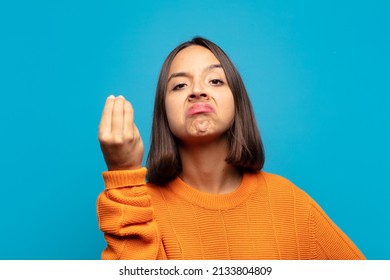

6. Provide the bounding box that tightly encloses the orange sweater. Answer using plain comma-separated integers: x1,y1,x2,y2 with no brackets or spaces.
97,168,365,260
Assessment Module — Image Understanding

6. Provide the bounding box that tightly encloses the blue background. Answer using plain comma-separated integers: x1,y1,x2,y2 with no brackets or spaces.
0,0,388,260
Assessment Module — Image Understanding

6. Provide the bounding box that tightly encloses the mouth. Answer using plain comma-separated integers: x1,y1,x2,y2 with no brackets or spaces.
186,103,214,117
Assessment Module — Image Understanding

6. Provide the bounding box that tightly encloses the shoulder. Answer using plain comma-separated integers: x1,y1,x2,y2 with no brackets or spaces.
256,171,314,203
258,171,295,186
256,171,298,190
255,171,321,230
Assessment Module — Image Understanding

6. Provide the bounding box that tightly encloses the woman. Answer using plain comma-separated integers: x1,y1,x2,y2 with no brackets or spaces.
97,37,365,260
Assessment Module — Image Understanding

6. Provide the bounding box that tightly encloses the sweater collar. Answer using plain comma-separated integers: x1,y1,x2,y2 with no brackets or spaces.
166,171,265,210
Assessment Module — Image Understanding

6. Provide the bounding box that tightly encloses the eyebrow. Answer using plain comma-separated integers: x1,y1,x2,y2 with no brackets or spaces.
167,64,222,83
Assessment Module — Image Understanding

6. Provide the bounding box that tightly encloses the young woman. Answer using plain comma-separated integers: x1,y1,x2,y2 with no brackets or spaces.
97,37,365,260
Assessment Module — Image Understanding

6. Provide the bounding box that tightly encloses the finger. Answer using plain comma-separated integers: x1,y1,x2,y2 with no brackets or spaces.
123,100,135,135
111,95,125,135
98,95,115,135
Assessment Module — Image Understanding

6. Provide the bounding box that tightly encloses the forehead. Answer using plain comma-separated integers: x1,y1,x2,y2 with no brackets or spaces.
169,45,220,73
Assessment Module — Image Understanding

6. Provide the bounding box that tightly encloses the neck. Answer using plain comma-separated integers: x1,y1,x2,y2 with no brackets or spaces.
178,138,242,194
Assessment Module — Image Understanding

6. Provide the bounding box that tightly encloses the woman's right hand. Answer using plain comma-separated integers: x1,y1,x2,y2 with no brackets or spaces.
98,95,144,171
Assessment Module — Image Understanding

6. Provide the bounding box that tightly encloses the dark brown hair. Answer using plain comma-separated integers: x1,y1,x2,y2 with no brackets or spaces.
146,37,265,185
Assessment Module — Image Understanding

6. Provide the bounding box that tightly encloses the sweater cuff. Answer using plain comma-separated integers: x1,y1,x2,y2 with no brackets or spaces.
102,167,147,190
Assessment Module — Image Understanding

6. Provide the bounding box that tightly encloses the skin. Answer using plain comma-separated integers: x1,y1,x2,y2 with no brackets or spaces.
98,45,242,193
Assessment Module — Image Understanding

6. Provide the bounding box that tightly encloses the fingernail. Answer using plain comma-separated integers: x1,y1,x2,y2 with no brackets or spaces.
117,95,125,99
107,95,115,99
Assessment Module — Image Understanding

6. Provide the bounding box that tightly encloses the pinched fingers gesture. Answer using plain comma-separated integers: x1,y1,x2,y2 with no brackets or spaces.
98,95,144,170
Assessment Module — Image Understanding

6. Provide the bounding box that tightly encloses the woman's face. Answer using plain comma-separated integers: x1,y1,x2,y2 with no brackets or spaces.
165,45,235,144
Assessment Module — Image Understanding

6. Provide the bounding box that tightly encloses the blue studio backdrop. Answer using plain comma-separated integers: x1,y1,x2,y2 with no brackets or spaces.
0,0,389,259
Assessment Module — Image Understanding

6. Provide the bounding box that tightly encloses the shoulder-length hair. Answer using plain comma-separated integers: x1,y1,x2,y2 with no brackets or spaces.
146,37,265,185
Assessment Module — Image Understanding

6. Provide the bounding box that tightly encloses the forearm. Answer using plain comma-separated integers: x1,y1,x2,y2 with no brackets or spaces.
97,168,162,259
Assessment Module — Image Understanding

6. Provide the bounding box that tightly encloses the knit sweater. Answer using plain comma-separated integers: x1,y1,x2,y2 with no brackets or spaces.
97,168,365,260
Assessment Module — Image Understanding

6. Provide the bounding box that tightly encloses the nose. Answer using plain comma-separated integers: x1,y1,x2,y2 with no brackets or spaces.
188,92,209,101
188,81,209,101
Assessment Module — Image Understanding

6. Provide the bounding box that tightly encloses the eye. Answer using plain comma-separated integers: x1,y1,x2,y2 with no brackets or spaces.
172,83,187,91
210,79,224,86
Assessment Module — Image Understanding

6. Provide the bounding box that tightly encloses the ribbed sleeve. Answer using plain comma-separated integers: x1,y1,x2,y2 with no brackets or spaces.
97,168,163,259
